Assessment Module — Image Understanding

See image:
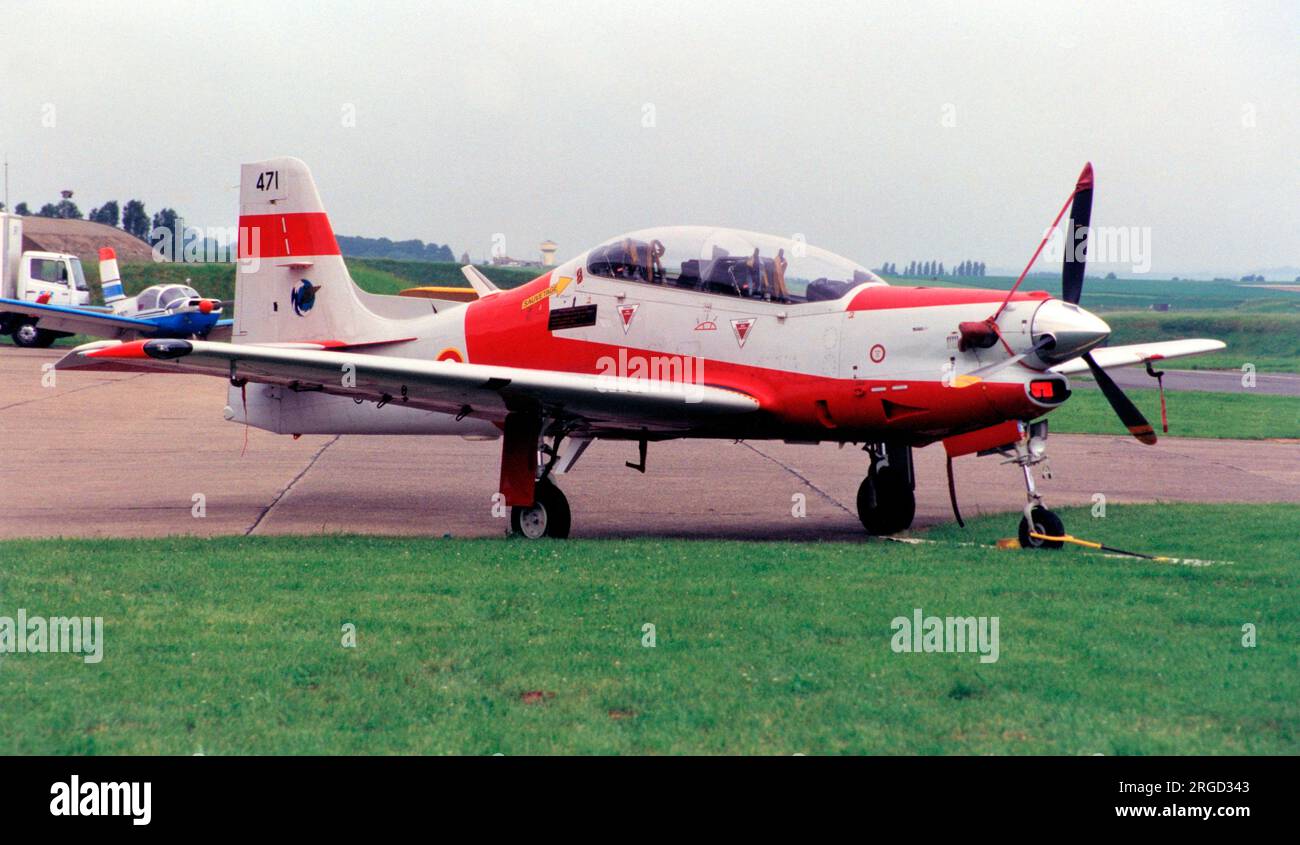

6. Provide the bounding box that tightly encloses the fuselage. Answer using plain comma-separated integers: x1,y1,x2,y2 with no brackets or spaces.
454,269,1069,444
355,227,1107,445
119,284,223,338
231,226,1111,444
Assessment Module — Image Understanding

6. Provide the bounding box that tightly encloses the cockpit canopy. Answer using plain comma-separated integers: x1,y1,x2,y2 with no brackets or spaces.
136,284,201,311
584,227,883,304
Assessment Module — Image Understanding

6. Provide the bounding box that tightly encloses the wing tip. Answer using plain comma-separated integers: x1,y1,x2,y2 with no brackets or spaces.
55,340,120,370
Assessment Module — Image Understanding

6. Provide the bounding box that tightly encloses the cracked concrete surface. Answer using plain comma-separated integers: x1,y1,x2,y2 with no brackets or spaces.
2,348,1295,541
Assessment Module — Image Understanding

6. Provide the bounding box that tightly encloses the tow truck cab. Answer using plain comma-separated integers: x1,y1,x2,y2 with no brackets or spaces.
1,213,94,347
14,251,92,306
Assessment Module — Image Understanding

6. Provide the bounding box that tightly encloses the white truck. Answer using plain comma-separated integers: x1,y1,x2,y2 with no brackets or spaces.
1,212,93,347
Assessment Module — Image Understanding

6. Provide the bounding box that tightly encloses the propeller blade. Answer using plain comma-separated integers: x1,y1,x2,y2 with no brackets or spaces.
991,162,1093,321
1082,351,1157,444
1062,162,1094,305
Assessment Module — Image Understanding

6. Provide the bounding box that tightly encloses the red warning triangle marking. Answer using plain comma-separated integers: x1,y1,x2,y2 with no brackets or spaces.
618,304,638,334
731,318,755,348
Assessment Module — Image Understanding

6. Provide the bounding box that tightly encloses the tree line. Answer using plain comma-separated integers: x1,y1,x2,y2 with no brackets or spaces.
1,195,457,263
2,194,172,243
335,235,455,263
875,260,987,277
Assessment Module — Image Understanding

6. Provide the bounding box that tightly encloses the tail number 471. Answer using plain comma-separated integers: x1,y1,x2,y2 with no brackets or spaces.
255,171,280,191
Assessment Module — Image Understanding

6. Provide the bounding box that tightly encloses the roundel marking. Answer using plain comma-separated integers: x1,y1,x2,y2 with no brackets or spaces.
869,343,886,363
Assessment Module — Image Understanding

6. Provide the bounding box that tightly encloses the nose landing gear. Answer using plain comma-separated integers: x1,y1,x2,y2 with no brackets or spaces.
1006,421,1064,549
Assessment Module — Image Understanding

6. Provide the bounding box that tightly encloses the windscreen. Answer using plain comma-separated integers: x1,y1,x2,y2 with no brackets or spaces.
585,227,882,304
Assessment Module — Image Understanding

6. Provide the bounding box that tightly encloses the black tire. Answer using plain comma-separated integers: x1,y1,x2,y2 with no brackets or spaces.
856,467,916,535
509,478,572,539
12,323,55,348
1018,507,1064,550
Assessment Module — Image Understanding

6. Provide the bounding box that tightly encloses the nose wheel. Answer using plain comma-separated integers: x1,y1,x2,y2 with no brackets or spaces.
1019,506,1064,550
1007,421,1064,550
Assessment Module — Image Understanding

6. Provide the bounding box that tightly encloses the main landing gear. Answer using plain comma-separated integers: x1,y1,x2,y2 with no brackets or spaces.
510,477,571,539
504,415,591,540
856,443,916,535
1007,421,1064,550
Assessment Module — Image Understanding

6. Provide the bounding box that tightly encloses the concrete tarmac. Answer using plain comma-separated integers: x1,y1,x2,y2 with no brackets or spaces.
1073,367,1300,396
2,348,1296,541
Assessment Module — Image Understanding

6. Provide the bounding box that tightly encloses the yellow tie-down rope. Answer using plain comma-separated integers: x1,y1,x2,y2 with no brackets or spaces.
1029,532,1178,562
888,533,1229,566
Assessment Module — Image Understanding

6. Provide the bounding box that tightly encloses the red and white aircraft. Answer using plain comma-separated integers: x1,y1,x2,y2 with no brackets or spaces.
59,158,1223,545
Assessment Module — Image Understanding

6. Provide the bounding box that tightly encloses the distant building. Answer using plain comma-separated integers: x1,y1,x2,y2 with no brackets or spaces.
489,255,541,268
18,216,155,263
486,240,560,269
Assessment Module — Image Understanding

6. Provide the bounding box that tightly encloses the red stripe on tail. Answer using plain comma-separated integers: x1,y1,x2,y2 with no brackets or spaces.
238,212,339,259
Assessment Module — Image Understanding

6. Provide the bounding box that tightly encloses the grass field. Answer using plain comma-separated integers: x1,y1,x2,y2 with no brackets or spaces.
886,273,1300,314
1105,311,1300,373
887,274,1300,372
1048,387,1300,440
85,258,540,306
110,264,1300,320
1,503,1295,755
51,258,540,346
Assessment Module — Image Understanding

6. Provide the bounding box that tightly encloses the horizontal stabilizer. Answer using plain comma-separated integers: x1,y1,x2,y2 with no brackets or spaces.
461,265,501,297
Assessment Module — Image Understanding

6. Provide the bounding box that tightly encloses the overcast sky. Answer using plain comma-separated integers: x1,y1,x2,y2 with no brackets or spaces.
2,0,1295,277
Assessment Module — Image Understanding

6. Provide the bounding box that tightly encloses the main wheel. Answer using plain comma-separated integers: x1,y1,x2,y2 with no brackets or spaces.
12,323,55,348
509,478,572,539
856,466,916,536
1018,506,1064,550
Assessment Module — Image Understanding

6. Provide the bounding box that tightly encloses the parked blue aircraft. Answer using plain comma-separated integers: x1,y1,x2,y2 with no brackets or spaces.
0,248,230,347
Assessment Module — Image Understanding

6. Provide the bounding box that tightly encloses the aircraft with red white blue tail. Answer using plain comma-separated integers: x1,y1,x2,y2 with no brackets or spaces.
57,157,1223,544
1,248,230,346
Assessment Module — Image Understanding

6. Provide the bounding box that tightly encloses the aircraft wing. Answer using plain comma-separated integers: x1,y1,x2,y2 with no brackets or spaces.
1050,339,1226,376
56,339,758,432
0,297,160,338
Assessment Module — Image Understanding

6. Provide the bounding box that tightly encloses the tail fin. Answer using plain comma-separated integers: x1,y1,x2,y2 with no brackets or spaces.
234,157,415,345
98,247,126,304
